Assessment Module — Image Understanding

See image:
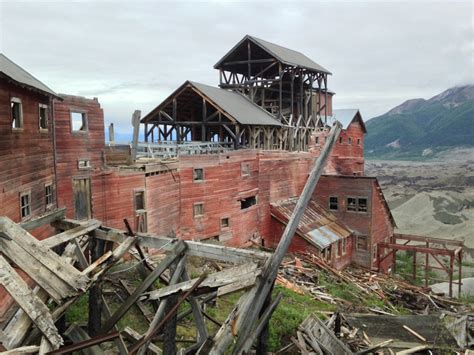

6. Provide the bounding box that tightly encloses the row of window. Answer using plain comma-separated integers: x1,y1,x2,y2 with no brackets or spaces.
329,196,368,213
19,184,53,220
192,163,251,182
315,136,361,145
9,97,88,132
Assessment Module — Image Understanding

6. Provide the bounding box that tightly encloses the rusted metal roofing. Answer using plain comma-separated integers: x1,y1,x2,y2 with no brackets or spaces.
0,54,58,97
270,198,351,250
214,35,331,75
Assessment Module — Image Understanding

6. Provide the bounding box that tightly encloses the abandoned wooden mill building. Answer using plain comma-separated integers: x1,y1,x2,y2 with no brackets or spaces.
0,35,465,354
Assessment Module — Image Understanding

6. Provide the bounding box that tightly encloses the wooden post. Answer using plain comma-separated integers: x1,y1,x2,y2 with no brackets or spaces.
449,254,454,297
131,110,141,162
425,241,429,287
458,250,462,297
412,251,417,282
88,237,105,336
206,123,342,354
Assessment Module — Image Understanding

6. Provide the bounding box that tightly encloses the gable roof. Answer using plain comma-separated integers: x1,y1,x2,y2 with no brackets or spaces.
332,109,367,133
270,198,351,250
215,35,331,75
142,81,282,127
0,54,58,98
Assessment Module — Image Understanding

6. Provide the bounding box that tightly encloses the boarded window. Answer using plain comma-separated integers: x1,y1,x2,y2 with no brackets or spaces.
11,98,23,129
45,184,53,207
241,163,250,176
39,104,48,130
71,112,87,131
193,168,204,181
221,217,230,228
135,191,145,211
329,196,338,210
20,192,31,219
78,160,91,169
356,235,368,250
193,203,204,217
241,196,257,209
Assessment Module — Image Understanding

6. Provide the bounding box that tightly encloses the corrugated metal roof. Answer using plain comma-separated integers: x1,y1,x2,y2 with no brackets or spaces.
189,81,282,126
270,198,351,250
0,54,58,97
250,36,331,74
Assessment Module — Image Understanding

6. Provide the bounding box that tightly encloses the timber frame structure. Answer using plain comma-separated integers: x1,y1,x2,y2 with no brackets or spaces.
142,35,332,151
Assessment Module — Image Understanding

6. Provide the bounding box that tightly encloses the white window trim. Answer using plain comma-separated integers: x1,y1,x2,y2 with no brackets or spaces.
11,97,23,130
78,159,92,170
39,103,49,131
45,182,54,209
193,202,204,218
20,190,31,220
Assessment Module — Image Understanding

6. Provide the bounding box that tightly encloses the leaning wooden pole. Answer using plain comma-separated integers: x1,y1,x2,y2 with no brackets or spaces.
206,123,342,354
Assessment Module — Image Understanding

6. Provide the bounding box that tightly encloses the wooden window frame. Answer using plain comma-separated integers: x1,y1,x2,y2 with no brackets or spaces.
70,110,88,133
348,137,352,145
193,202,204,218
329,196,338,211
45,183,53,209
11,97,23,131
20,190,31,220
342,237,347,255
134,189,146,213
39,104,49,132
193,168,204,182
346,196,369,213
356,235,368,251
220,217,230,229
77,159,92,170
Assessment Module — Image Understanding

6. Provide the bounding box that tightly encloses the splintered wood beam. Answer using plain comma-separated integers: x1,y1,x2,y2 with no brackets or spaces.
41,220,101,249
206,123,342,354
143,263,260,301
99,240,187,334
0,255,63,349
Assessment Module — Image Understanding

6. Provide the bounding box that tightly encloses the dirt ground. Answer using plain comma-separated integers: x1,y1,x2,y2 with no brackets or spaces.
366,149,474,276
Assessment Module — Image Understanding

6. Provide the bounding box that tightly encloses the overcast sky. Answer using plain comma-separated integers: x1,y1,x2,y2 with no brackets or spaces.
0,0,472,134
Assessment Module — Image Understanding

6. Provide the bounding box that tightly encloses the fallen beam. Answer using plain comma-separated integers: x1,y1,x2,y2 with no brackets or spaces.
41,220,101,248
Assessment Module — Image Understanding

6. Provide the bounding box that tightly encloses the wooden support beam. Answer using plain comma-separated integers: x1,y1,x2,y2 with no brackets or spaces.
41,220,101,248
19,208,66,231
99,240,187,334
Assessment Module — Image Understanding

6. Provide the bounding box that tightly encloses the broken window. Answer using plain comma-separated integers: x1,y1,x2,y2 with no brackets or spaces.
329,196,338,211
348,137,352,145
193,168,204,182
45,184,53,207
39,104,48,130
356,235,368,250
193,203,204,217
347,197,368,212
78,160,91,169
71,112,87,132
241,163,250,176
135,191,145,212
20,191,31,219
11,98,23,129
241,196,257,209
221,217,230,228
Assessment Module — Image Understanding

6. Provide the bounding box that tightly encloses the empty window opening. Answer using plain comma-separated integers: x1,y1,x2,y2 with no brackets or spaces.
347,197,368,213
193,168,204,181
315,136,319,144
329,196,338,211
78,160,91,169
11,98,23,129
20,192,31,219
135,191,145,212
39,104,48,130
241,163,250,176
337,240,342,257
356,235,368,250
339,137,343,144
240,196,257,209
45,184,53,207
71,112,87,131
221,217,230,228
348,137,352,145
194,203,204,217
357,138,361,145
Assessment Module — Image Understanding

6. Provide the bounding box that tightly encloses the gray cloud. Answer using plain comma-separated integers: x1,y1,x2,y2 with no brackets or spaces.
1,0,472,133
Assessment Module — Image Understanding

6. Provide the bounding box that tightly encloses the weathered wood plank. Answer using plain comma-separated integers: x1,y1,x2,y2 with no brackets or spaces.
41,220,101,248
20,208,66,231
0,255,63,349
